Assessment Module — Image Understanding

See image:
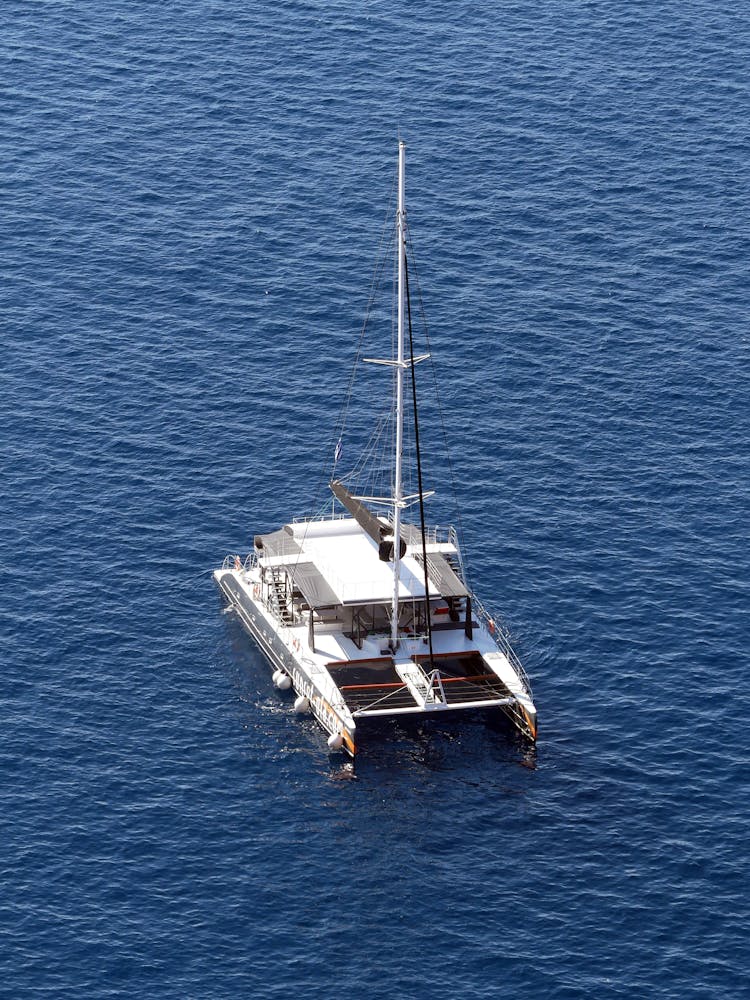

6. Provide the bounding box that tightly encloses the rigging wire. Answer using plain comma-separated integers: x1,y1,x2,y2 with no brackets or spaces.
342,408,392,489
404,221,472,591
404,253,435,667
282,172,398,587
329,176,398,485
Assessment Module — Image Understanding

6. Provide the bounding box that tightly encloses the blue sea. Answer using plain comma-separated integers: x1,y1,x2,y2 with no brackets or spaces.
3,1,749,997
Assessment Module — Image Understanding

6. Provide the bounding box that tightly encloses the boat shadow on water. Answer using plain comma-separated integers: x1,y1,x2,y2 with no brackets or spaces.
337,709,538,774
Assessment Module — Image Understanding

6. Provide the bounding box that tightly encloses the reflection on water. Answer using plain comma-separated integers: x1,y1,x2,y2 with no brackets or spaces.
329,762,356,781
323,710,538,787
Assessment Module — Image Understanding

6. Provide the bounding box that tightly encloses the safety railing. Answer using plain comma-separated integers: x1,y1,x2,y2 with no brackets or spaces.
447,525,467,578
473,594,534,698
292,511,351,525
421,524,450,545
221,552,258,572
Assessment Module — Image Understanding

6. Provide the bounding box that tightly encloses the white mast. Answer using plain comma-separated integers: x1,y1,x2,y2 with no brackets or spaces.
390,141,406,651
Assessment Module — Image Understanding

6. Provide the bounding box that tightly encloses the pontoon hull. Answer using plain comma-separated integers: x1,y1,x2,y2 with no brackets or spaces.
214,566,536,756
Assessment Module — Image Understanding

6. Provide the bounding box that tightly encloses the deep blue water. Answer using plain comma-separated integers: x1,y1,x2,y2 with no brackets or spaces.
3,1,749,997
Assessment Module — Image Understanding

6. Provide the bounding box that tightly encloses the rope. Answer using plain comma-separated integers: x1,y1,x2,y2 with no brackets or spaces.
404,252,435,668
329,176,398,485
404,221,472,591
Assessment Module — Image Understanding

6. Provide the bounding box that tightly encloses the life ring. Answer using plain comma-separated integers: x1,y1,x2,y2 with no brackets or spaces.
234,556,241,571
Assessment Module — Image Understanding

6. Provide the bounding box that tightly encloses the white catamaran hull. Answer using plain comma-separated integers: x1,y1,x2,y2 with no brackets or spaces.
214,565,358,754
214,550,536,758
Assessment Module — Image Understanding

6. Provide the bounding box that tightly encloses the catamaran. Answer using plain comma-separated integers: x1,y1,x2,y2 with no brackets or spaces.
213,143,537,757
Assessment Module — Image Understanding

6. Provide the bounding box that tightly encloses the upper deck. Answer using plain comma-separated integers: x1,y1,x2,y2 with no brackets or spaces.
254,516,467,609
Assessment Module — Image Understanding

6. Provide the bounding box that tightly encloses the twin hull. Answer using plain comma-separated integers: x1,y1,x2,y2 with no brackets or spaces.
214,566,536,757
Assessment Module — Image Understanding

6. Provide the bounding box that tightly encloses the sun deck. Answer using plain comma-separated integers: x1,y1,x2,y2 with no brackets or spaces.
255,517,467,609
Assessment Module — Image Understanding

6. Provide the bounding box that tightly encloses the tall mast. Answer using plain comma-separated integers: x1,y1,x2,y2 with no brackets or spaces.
390,141,406,652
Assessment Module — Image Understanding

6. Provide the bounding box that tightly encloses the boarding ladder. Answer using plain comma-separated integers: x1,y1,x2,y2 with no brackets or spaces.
267,568,294,626
396,663,445,706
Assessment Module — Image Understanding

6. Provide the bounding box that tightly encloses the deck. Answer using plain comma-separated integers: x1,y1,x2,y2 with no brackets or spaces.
328,651,513,715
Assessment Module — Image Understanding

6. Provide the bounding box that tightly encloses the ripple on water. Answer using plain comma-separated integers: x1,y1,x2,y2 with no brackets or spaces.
2,1,749,998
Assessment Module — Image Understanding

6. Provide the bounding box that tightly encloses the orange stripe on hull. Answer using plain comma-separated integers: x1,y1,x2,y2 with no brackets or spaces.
342,729,356,756
521,706,537,740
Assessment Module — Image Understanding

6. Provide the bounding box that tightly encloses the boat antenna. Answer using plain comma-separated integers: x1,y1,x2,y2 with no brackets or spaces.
404,252,435,667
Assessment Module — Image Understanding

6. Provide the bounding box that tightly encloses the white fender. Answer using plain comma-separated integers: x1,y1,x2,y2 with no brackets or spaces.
327,732,344,750
293,695,310,714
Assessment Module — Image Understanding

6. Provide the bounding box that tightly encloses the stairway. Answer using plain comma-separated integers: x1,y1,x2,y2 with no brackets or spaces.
267,568,294,625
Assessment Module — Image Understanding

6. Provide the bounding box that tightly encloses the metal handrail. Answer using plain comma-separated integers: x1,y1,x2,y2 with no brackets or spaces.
292,511,351,524
419,524,455,545
473,594,534,698
448,525,468,579
221,552,258,572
